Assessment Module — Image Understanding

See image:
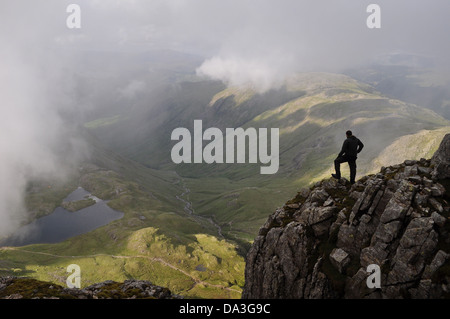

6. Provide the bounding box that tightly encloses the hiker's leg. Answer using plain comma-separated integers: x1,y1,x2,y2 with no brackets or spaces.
349,159,357,184
334,156,346,179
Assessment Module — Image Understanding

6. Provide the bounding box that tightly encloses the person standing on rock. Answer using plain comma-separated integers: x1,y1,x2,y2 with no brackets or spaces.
332,130,364,184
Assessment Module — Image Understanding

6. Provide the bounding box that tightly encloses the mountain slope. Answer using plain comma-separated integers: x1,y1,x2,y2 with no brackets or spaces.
346,53,450,120
243,134,450,299
104,72,450,177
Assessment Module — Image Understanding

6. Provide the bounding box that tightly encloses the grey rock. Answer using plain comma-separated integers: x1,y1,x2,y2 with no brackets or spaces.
323,197,334,207
404,160,417,166
429,198,444,214
387,217,438,285
418,166,431,175
329,248,350,274
337,224,359,255
408,175,422,184
360,242,389,268
310,188,329,204
431,212,447,228
430,184,446,197
409,279,433,299
423,250,448,279
431,133,450,180
404,165,418,177
423,177,434,187
414,191,429,207
373,220,402,244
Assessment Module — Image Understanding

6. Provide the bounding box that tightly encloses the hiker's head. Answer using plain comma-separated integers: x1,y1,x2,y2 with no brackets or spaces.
346,130,353,137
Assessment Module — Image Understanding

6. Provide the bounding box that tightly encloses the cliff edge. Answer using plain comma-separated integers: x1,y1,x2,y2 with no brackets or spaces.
243,134,450,299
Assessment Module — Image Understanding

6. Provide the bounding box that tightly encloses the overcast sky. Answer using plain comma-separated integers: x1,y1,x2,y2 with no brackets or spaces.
1,0,450,236
3,1,450,83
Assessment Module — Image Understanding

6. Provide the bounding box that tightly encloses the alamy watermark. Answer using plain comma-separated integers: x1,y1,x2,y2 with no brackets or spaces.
367,4,381,29
366,264,381,289
171,120,280,174
65,4,381,30
66,4,81,29
66,264,81,288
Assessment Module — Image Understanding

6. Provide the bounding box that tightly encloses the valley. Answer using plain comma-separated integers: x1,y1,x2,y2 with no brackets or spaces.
1,54,449,299
0,151,246,299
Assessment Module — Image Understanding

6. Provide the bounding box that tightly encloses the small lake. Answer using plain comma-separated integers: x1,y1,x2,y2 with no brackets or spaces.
0,187,124,247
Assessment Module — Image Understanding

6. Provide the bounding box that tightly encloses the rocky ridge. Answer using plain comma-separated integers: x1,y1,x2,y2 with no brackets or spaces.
0,277,180,299
243,134,450,299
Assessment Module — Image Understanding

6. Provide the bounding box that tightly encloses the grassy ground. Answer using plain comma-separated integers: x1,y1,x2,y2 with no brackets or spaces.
0,228,244,298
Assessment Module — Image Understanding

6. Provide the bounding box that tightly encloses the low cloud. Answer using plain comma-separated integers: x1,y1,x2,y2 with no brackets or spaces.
196,54,297,92
118,80,147,99
194,0,450,91
0,2,88,237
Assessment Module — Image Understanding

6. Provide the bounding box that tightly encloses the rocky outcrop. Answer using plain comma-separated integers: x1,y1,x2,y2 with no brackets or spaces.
431,134,450,180
0,277,180,299
243,134,450,299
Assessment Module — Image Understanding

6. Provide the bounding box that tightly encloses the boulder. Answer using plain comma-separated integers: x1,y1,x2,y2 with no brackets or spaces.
431,133,450,180
329,248,350,273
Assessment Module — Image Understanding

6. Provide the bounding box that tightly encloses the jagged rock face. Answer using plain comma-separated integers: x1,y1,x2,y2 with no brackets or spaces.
243,136,450,299
431,134,450,181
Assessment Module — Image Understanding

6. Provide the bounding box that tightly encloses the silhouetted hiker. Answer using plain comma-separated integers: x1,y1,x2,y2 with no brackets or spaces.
332,130,364,184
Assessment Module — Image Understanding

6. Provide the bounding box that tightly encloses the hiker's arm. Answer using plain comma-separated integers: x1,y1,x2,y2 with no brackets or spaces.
357,140,364,153
338,140,347,157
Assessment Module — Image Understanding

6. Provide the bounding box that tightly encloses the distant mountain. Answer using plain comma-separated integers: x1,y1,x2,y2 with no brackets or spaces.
345,53,450,120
